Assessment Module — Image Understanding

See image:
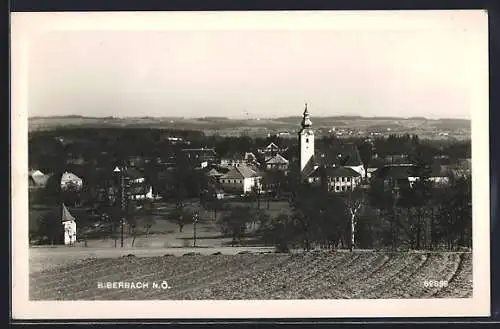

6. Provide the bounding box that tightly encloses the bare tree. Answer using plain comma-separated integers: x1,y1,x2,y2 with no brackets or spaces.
344,188,364,252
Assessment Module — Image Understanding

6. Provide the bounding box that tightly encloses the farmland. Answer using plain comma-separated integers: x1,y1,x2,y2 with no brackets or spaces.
29,250,472,300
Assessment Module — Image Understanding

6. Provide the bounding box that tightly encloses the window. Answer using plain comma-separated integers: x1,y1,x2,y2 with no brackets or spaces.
342,177,346,182
335,177,340,182
335,186,339,191
342,186,346,191
347,177,351,182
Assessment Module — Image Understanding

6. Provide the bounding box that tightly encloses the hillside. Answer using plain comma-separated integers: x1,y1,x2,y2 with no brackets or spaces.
28,115,471,139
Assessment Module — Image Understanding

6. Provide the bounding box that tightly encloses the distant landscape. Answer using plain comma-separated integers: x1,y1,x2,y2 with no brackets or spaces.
29,115,471,140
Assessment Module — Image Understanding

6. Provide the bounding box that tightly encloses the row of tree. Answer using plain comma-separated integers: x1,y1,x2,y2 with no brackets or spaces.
213,172,471,252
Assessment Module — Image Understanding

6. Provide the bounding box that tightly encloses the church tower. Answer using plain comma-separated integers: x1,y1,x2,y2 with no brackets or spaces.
298,103,315,175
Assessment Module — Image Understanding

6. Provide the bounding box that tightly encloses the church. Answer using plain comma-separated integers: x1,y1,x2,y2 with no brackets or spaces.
297,103,365,193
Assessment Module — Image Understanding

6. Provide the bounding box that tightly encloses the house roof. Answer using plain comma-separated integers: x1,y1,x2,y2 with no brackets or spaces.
29,171,52,187
374,163,449,180
316,143,363,167
265,153,289,165
61,171,82,183
264,142,280,150
220,165,261,179
373,164,414,180
30,170,44,177
206,168,223,177
129,184,151,195
125,168,144,180
310,166,361,178
62,203,76,222
244,152,257,160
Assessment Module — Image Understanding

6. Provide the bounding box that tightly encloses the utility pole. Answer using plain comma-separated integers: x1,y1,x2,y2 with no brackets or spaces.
193,212,199,247
114,165,127,248
120,167,126,248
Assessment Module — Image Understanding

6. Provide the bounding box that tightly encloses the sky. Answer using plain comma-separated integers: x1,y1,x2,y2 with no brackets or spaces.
23,11,487,119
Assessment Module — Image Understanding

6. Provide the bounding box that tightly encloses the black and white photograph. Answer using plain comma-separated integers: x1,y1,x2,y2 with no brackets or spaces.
11,10,490,319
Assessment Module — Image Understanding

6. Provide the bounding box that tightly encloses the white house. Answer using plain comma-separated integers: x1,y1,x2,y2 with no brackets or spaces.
61,203,77,245
60,171,83,190
265,153,289,171
219,164,262,195
308,166,362,193
128,184,154,200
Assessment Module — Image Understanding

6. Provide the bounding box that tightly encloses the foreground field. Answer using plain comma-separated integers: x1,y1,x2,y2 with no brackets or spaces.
29,251,472,300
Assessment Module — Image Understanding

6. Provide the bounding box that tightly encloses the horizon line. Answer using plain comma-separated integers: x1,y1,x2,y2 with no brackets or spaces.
28,114,471,121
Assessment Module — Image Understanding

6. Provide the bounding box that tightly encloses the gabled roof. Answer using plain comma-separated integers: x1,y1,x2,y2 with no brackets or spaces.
265,153,289,165
220,165,261,179
316,143,363,167
206,168,223,177
61,171,82,183
30,170,45,177
327,167,362,177
125,167,144,180
310,166,361,178
29,170,52,187
264,142,280,150
129,184,151,195
62,203,76,222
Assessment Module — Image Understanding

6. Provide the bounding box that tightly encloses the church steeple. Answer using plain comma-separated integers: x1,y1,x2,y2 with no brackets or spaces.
298,102,315,176
301,102,312,128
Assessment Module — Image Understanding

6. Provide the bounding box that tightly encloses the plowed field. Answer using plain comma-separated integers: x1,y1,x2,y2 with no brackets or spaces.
29,251,472,300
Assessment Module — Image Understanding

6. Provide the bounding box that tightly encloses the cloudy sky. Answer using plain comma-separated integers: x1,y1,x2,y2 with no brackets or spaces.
23,11,487,119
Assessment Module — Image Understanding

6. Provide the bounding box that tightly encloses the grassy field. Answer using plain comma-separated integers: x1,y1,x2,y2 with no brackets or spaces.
29,199,291,248
29,250,472,300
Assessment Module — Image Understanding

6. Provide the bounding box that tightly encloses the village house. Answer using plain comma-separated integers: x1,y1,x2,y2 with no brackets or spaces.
244,152,259,166
60,171,83,191
372,163,451,191
28,169,52,189
258,142,288,159
181,147,218,169
316,143,365,178
264,153,289,171
308,166,362,193
128,184,154,201
218,164,262,195
220,153,246,167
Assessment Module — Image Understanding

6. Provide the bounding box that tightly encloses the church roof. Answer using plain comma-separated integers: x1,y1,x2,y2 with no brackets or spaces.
316,143,363,167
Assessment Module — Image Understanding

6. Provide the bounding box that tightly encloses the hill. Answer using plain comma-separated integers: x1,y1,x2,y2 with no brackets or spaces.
28,115,471,139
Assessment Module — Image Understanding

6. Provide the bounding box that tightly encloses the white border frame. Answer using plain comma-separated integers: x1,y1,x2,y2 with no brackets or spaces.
11,10,490,319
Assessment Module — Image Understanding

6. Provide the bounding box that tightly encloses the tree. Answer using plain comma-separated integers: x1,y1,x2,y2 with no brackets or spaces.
61,181,82,208
169,202,191,233
258,213,295,252
251,184,261,209
218,206,254,246
344,188,364,251
36,208,63,245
